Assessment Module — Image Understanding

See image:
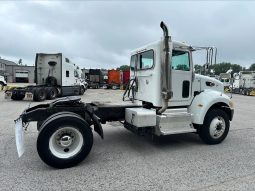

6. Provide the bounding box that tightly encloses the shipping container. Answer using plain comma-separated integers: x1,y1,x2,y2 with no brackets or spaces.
122,70,130,85
108,69,122,89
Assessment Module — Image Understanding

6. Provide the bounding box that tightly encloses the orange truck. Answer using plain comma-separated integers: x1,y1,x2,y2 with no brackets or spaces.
107,69,122,89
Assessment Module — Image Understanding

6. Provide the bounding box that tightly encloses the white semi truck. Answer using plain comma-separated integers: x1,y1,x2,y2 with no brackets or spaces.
231,71,255,96
5,53,87,101
0,75,7,90
14,22,234,168
219,73,231,91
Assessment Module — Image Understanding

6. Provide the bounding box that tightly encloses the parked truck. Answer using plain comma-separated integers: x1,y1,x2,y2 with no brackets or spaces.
107,69,122,89
14,22,234,168
122,70,130,86
87,69,104,89
219,73,231,92
0,75,7,90
5,53,87,101
231,71,255,96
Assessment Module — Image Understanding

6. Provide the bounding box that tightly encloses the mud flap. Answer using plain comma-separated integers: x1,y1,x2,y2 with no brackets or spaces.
91,114,104,139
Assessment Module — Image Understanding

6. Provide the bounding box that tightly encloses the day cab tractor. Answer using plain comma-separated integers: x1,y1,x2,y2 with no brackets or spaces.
14,22,234,168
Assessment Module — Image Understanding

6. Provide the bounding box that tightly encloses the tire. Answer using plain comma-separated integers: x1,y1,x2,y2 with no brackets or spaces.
34,88,46,101
199,108,229,145
80,86,85,95
37,113,93,168
45,76,57,86
46,87,58,100
56,87,62,97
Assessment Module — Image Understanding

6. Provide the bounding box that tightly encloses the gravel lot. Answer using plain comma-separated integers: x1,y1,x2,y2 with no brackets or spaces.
0,89,255,191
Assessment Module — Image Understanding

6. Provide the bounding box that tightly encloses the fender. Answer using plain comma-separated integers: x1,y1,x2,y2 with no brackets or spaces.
188,89,233,125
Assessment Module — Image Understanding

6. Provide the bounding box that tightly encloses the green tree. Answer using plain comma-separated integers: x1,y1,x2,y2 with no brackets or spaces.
249,63,255,71
194,64,202,74
231,64,242,74
117,65,130,71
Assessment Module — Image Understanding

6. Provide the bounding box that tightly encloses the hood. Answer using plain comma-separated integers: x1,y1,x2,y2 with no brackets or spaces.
195,74,224,93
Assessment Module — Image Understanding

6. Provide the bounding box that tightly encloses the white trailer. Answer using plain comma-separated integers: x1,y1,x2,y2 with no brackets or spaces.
5,53,87,101
232,71,255,95
14,22,234,168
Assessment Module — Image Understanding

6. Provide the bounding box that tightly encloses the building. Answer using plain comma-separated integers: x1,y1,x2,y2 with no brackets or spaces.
0,58,35,83
0,59,6,76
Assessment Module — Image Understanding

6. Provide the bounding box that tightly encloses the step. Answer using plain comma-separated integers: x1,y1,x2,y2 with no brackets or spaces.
155,109,196,136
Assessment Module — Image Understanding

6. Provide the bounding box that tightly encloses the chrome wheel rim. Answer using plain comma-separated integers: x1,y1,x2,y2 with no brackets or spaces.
209,116,226,139
49,127,84,159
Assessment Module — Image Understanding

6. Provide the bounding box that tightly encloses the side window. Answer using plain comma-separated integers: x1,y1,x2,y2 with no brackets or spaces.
139,50,154,69
66,70,69,77
130,50,154,70
172,51,190,71
130,55,137,71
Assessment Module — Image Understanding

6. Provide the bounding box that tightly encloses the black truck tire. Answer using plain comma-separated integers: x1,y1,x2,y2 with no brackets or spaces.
80,86,85,95
199,108,229,145
34,88,46,101
46,87,58,100
37,113,93,168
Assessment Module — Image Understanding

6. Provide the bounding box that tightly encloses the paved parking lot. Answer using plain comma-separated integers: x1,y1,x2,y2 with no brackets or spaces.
0,89,255,190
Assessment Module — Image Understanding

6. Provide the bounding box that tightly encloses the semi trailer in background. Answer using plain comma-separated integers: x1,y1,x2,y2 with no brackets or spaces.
87,69,104,89
122,70,130,89
231,71,255,96
107,69,122,89
5,53,87,101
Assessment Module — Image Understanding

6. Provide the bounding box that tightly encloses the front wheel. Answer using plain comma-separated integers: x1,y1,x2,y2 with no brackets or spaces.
37,113,93,168
199,108,230,145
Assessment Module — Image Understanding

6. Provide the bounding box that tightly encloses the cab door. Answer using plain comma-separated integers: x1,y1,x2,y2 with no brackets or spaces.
169,49,193,106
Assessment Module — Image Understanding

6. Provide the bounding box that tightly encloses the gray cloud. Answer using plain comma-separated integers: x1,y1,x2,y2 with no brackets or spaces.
0,1,254,69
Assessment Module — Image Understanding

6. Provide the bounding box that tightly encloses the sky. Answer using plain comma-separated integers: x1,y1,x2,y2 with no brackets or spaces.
0,1,255,69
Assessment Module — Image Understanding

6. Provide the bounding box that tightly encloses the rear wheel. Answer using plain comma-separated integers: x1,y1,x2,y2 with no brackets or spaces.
199,108,229,144
80,86,85,95
46,87,58,100
34,88,46,101
37,113,93,168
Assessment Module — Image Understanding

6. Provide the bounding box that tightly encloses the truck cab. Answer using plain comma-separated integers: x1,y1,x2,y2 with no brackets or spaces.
130,41,224,107
125,22,233,141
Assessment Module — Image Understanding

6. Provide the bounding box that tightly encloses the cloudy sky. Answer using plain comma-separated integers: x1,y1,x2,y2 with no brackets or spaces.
0,1,255,69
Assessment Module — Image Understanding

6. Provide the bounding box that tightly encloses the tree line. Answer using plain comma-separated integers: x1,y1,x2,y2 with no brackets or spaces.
194,63,255,75
117,63,255,75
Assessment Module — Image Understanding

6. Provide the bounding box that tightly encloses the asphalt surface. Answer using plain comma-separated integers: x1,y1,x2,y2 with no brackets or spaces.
0,89,255,191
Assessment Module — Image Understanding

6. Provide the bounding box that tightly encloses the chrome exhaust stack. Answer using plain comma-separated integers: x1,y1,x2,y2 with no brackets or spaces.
158,21,173,114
